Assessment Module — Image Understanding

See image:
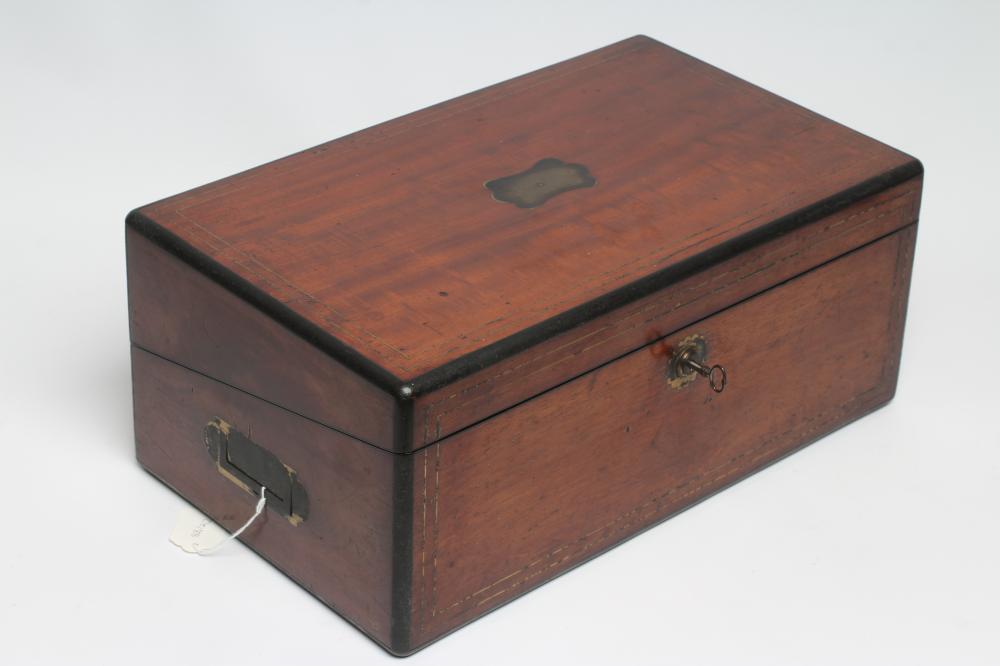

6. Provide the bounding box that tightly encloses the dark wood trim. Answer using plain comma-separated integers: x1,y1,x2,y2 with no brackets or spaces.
389,454,416,655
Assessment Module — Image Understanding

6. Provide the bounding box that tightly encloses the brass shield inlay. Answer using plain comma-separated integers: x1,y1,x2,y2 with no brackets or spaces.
485,158,596,209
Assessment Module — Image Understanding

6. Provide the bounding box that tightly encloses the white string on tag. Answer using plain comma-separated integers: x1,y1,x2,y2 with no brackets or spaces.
194,486,267,555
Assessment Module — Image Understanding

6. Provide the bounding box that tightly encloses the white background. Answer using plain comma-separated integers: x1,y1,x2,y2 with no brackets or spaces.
2,1,998,664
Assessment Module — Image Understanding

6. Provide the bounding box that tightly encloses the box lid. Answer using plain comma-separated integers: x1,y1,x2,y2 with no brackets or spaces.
128,35,921,452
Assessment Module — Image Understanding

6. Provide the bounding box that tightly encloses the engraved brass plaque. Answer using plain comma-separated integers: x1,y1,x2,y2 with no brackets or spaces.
485,158,596,209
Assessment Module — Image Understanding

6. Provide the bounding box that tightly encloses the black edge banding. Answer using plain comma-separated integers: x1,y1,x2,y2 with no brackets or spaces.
406,159,924,396
389,384,415,652
389,450,415,655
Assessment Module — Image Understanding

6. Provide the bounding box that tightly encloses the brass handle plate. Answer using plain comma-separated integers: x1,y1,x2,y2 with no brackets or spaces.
204,418,309,525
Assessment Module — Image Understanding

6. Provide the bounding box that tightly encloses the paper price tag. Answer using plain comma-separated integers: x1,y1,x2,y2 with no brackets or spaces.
169,505,229,554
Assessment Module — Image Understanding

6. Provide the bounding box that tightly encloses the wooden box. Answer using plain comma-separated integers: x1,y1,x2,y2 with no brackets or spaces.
126,36,922,655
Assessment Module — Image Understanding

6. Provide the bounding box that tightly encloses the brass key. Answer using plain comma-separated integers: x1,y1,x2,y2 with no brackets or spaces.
666,334,728,393
676,347,727,393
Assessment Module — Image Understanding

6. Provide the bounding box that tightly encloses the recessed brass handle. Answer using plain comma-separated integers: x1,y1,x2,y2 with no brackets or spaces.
666,334,728,393
203,418,309,525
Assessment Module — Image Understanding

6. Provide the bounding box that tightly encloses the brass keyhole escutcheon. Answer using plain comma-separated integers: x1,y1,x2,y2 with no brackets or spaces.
666,334,728,393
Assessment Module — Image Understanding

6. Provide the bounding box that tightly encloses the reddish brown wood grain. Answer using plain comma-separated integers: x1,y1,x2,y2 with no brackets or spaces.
125,35,923,656
127,228,399,449
131,35,916,385
406,226,916,647
131,348,397,646
412,178,922,446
